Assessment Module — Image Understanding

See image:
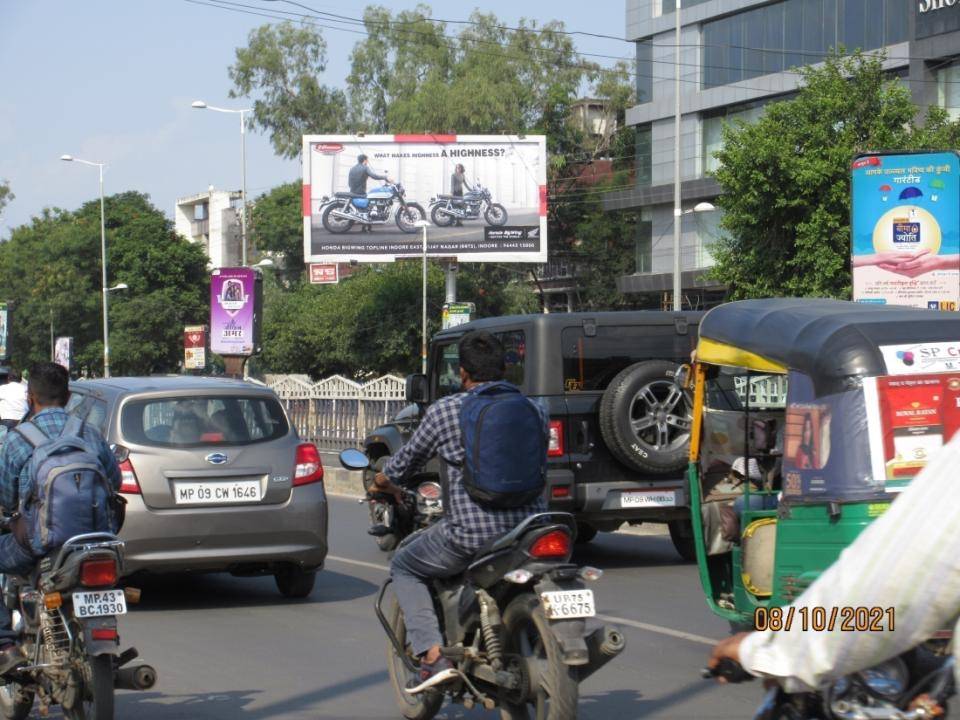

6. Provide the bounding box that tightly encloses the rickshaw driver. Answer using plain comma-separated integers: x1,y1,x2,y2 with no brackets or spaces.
708,430,960,692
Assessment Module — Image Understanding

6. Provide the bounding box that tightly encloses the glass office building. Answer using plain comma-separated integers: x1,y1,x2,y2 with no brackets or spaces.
610,0,958,308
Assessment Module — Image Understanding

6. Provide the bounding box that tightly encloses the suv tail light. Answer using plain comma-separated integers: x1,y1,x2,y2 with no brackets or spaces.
80,558,118,588
529,529,572,559
548,420,564,457
294,443,324,487
118,459,141,495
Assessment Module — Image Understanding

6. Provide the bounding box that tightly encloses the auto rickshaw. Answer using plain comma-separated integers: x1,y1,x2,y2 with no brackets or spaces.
682,298,960,628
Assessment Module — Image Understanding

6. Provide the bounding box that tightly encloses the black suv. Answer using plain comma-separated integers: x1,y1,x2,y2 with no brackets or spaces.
363,311,703,559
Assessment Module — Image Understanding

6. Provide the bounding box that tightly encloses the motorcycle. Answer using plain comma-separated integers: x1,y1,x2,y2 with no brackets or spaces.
320,182,426,234
0,522,156,720
340,449,626,720
703,642,955,720
361,458,442,553
429,184,508,228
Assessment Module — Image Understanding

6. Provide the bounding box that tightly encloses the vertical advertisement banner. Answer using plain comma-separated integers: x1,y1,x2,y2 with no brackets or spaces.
183,325,207,370
0,302,7,360
54,337,72,371
302,135,547,263
210,268,256,356
851,151,960,309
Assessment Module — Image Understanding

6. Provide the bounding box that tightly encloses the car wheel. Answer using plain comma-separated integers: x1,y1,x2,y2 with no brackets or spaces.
668,520,697,562
275,564,317,599
599,360,691,474
574,523,598,544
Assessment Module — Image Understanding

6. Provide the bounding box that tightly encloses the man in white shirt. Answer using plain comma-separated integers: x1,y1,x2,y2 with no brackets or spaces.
708,431,960,693
0,370,28,429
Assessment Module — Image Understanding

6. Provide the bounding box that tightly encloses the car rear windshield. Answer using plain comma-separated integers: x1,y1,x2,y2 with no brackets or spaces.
120,395,289,447
562,325,696,392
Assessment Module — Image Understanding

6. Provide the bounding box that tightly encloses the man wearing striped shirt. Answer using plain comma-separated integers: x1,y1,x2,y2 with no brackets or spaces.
708,431,960,692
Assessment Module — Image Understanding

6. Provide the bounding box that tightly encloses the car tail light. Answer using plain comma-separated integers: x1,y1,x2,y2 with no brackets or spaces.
118,459,141,494
548,420,564,457
551,485,571,499
81,559,118,588
91,628,118,641
294,443,324,487
529,529,572,559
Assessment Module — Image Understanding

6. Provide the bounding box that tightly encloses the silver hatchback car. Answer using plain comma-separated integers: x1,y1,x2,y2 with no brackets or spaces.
67,377,328,598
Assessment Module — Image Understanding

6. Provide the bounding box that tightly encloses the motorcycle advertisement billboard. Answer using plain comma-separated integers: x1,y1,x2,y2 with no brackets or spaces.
302,134,547,263
210,267,259,357
851,151,960,309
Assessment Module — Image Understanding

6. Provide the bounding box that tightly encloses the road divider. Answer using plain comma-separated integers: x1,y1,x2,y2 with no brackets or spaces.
325,554,718,647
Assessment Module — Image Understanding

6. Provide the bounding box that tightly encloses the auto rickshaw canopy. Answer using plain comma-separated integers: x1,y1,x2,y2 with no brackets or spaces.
696,299,960,394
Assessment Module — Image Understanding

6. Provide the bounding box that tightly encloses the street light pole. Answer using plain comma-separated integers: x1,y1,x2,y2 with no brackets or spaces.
672,0,683,312
192,101,253,266
415,220,431,375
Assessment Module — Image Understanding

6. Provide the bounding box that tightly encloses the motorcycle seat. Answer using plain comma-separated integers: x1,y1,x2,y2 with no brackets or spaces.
335,192,366,199
436,194,464,200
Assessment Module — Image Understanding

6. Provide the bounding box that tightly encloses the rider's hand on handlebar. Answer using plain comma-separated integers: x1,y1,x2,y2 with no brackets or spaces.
707,632,751,684
373,472,404,502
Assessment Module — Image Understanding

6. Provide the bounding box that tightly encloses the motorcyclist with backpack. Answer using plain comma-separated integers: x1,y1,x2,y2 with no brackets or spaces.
372,330,548,694
0,362,121,673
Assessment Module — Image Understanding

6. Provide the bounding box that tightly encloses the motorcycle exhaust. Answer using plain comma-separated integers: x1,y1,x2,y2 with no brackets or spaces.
435,206,458,217
577,625,626,682
329,209,360,222
115,663,157,691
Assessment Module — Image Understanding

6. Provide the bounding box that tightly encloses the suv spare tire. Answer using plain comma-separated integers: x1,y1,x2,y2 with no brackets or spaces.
599,360,691,474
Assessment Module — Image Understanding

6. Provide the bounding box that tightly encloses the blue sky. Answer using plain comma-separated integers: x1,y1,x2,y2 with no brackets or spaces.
0,0,625,237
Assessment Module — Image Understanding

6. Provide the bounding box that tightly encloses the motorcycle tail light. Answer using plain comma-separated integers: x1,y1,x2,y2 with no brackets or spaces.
80,559,118,588
119,458,141,494
91,628,118,641
529,530,572,560
548,421,564,457
417,482,442,500
294,443,324,487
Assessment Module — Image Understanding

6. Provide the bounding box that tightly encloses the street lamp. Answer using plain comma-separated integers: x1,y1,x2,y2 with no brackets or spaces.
415,219,431,374
672,0,683,312
191,100,252,266
670,201,717,311
60,154,114,377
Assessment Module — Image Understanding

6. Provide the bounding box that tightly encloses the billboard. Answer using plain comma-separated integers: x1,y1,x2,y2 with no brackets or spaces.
852,151,960,309
184,325,207,370
210,268,257,356
309,263,339,284
54,337,72,371
0,302,7,360
302,134,547,263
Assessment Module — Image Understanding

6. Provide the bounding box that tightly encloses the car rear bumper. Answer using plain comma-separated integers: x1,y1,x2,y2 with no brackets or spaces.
545,470,689,525
118,483,328,575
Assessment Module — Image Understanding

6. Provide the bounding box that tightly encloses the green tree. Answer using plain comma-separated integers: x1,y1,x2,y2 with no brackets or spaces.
710,52,960,299
229,22,348,159
249,180,303,282
0,193,208,375
0,180,12,217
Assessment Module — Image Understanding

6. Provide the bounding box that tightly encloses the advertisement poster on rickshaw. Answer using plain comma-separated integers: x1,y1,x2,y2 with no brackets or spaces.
863,373,960,488
851,151,960,309
301,134,547,263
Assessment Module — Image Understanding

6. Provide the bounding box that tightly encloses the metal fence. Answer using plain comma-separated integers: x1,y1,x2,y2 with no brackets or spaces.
266,374,407,451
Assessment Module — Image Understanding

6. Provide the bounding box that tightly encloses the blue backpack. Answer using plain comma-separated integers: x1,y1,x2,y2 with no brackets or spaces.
459,382,547,509
15,417,117,556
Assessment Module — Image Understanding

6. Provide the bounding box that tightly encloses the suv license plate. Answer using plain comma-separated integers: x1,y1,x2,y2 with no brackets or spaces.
73,589,127,618
621,490,677,508
540,590,596,620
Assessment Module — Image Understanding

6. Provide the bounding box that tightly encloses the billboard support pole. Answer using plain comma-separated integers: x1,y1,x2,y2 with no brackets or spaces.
443,261,457,304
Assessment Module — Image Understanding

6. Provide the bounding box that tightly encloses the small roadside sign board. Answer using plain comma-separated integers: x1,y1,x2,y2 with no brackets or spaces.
184,325,207,370
310,263,339,285
442,302,475,330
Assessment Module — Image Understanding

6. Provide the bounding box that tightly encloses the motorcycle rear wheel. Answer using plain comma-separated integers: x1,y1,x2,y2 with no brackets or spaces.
321,203,355,234
63,654,113,720
500,594,579,720
429,205,454,227
0,680,33,720
396,204,426,234
386,599,443,720
484,204,508,226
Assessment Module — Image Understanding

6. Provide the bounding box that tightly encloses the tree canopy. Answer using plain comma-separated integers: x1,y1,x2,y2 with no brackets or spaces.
710,53,960,299
1,193,209,375
0,181,12,218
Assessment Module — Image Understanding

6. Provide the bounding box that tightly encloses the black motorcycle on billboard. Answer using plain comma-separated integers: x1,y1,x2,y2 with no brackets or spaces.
429,184,508,228
320,182,426,234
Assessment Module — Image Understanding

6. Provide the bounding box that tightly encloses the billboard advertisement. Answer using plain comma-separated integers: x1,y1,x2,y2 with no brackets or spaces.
309,263,339,285
184,325,207,370
54,337,72,371
302,134,547,263
852,151,960,309
210,268,257,356
0,302,7,360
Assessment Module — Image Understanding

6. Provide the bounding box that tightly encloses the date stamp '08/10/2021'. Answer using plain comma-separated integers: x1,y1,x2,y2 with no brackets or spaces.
753,606,895,632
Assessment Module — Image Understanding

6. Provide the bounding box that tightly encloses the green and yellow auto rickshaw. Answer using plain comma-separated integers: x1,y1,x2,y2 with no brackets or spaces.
683,298,960,628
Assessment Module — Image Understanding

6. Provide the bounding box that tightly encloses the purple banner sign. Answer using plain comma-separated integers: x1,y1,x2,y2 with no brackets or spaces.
210,267,256,356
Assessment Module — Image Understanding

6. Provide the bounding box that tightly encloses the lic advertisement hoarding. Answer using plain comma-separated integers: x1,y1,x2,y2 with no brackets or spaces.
302,134,547,263
852,151,960,309
210,268,256,356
